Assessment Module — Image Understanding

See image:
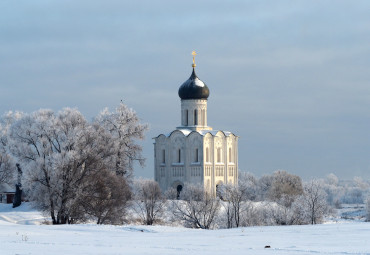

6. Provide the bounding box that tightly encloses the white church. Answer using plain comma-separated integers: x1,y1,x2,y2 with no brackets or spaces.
154,53,238,196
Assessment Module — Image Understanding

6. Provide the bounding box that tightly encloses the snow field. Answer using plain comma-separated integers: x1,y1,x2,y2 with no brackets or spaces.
1,220,370,255
1,203,370,255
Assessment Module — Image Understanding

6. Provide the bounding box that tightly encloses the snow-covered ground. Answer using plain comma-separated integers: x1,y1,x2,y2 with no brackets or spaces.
1,203,370,255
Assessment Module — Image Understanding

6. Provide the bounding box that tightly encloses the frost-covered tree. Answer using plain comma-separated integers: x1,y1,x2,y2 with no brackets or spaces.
172,184,220,229
132,179,165,225
95,103,148,179
295,179,328,224
0,154,14,185
238,171,258,201
220,199,234,229
5,104,146,224
220,182,250,228
8,109,107,223
0,111,23,185
353,176,369,190
256,174,274,201
268,170,303,207
326,173,339,186
75,169,131,224
323,173,342,208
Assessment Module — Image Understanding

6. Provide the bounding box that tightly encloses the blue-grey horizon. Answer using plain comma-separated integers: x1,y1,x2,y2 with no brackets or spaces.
1,1,369,180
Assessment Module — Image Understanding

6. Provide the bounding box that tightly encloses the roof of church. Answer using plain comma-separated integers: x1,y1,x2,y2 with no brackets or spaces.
154,129,238,139
178,68,210,100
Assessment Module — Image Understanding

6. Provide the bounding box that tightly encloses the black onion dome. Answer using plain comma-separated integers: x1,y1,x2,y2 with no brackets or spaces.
178,68,210,100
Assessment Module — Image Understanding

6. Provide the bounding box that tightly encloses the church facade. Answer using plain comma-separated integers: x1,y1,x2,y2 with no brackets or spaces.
154,54,238,196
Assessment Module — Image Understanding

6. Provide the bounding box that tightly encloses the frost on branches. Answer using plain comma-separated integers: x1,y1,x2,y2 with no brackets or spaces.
0,111,23,185
95,103,148,179
293,179,328,225
171,184,220,229
2,103,147,224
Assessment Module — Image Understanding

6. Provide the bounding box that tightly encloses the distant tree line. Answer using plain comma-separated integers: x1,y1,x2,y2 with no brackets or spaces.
128,171,370,229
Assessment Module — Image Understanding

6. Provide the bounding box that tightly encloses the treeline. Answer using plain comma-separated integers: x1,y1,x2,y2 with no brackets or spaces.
1,105,369,227
128,172,370,229
128,172,322,229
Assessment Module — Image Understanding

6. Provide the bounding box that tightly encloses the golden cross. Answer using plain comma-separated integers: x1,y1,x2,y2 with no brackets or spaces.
192,51,197,67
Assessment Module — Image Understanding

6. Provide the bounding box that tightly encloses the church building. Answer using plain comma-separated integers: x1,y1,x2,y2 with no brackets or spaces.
154,52,238,196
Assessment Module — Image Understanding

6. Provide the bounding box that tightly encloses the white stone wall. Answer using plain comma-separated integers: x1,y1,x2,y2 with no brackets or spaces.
154,130,238,197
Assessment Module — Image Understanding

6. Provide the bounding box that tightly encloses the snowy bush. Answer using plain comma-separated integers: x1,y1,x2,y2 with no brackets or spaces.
264,201,301,225
239,202,270,226
171,184,220,229
132,179,165,225
217,200,273,228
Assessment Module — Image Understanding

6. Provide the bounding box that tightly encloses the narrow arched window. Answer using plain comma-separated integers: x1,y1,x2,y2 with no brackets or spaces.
217,148,221,163
206,148,209,162
185,110,188,126
195,148,199,162
229,148,232,163
163,149,167,163
201,109,205,126
178,149,181,163
194,109,198,125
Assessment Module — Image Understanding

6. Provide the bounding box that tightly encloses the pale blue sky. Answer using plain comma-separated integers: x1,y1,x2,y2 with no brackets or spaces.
1,1,370,179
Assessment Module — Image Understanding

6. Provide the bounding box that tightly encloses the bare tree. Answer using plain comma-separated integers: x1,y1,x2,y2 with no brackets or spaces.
220,183,249,228
132,179,165,225
220,199,234,229
172,184,220,229
295,179,328,225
